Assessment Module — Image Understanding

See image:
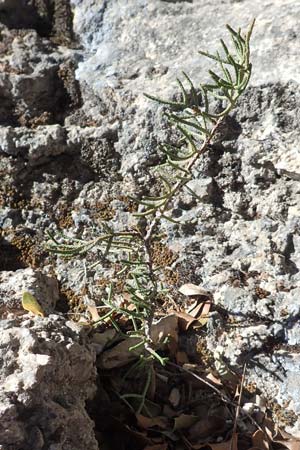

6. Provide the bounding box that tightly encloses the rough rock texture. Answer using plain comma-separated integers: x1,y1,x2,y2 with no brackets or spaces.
0,267,59,316
0,0,300,444
0,315,97,450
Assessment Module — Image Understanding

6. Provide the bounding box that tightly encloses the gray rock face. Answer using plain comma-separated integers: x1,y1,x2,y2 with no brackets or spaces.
0,268,59,317
0,315,97,450
0,0,300,444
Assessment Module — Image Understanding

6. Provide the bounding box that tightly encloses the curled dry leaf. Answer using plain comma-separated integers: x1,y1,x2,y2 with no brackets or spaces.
251,430,269,450
272,438,300,450
187,301,208,318
100,315,179,369
186,299,199,314
251,430,270,450
193,300,212,328
261,416,275,440
86,303,101,322
179,283,210,297
274,428,300,441
206,372,223,386
91,329,117,352
174,310,198,331
150,314,178,346
171,299,212,331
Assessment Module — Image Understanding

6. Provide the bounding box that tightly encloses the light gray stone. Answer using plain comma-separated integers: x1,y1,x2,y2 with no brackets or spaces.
0,0,300,442
0,315,97,450
0,268,59,317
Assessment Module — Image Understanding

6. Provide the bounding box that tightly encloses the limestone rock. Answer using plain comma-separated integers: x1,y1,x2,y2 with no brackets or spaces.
0,315,97,450
0,268,59,317
0,0,300,442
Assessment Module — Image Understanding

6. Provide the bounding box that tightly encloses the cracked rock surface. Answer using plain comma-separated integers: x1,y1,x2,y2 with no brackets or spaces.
0,0,300,446
0,267,59,316
0,315,97,450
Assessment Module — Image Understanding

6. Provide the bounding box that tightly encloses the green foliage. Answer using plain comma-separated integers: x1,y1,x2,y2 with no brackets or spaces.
141,20,254,221
46,21,254,365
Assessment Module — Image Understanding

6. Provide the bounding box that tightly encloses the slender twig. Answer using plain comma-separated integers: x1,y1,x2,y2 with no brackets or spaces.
231,362,247,450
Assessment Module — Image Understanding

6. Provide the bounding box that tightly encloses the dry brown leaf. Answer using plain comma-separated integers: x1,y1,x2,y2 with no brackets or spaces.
186,299,199,314
274,428,299,441
205,373,223,386
173,414,199,431
172,300,211,331
150,314,178,345
136,414,168,430
99,337,143,369
259,416,300,450
261,416,275,439
179,364,222,391
179,283,210,297
193,301,212,328
169,387,181,408
187,302,205,318
121,292,137,311
92,329,117,351
173,310,198,331
273,440,300,450
188,416,226,442
200,300,212,317
86,303,101,322
252,430,269,450
187,299,211,317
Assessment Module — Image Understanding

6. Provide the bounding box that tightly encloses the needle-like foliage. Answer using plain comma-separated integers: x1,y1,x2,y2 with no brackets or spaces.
46,21,255,365
140,20,254,221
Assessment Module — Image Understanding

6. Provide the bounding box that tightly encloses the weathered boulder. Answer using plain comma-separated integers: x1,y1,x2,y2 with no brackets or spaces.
0,267,59,317
0,315,97,450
